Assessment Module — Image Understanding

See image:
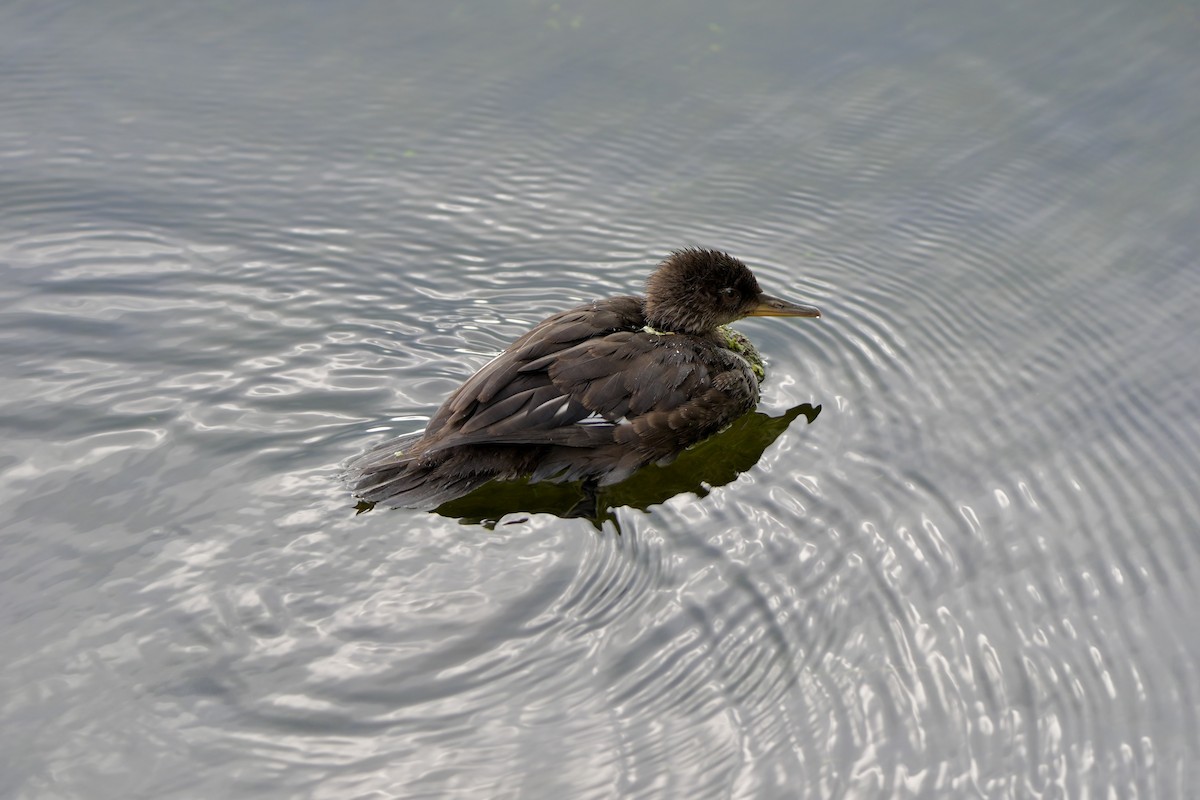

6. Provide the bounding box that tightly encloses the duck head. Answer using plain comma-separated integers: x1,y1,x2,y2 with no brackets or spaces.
643,248,821,336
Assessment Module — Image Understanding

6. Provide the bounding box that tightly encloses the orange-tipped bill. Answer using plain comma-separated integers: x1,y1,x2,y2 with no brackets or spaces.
747,292,821,318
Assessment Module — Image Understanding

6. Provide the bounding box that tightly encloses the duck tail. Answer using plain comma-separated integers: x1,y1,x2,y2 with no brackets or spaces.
344,432,494,509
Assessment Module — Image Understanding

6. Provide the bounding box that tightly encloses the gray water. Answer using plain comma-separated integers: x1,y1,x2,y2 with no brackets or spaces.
3,1,1200,798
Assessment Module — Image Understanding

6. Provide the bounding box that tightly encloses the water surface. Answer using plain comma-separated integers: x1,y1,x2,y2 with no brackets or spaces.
2,1,1200,797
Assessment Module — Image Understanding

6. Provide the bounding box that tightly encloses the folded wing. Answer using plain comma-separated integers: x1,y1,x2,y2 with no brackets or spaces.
420,298,759,458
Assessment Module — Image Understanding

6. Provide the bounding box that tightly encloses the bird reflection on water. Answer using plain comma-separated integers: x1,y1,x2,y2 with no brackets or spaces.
355,402,821,528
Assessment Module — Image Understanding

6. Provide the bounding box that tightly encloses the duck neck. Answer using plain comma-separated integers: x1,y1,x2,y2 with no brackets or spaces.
642,300,720,339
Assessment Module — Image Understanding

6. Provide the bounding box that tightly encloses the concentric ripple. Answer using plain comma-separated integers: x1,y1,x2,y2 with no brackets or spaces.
3,0,1200,797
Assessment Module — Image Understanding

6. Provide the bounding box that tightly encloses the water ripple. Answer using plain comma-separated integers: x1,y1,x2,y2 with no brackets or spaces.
4,0,1200,796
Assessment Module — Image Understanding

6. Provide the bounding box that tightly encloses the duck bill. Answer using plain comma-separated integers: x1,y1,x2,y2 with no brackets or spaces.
746,292,821,318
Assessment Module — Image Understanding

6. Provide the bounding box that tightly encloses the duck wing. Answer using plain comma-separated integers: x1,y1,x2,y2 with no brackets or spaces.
420,298,759,456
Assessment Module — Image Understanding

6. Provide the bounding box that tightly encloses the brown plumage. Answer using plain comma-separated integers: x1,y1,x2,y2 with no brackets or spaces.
348,249,820,509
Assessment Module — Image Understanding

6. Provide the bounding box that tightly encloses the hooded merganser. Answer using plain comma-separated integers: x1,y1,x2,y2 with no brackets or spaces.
348,248,821,509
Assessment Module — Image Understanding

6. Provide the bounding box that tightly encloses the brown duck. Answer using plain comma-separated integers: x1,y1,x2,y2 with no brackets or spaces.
348,248,821,509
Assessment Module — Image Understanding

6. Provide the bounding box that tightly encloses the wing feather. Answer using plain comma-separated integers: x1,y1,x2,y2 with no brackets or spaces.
414,296,759,460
